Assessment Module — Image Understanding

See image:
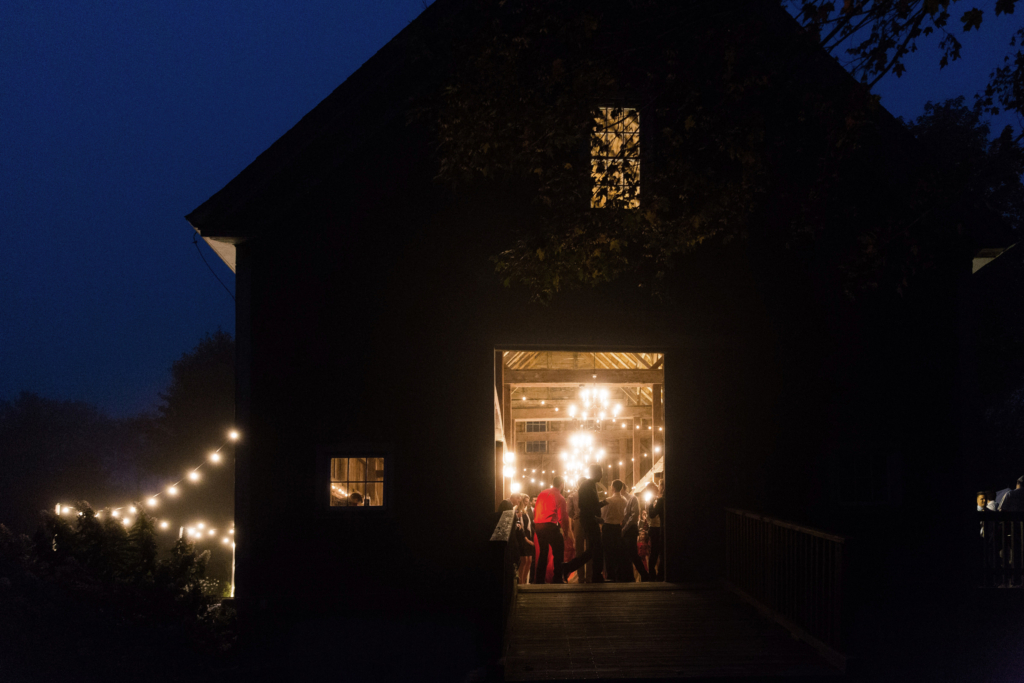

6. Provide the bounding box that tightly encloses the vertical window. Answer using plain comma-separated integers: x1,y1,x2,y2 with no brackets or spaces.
526,441,548,454
592,106,640,209
330,455,386,507
525,421,547,432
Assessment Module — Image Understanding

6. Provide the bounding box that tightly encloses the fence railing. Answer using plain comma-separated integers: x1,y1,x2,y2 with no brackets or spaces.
724,508,846,672
488,510,519,660
977,512,1024,588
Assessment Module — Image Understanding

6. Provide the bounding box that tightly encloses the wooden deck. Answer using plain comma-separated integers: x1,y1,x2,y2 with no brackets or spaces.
504,583,843,681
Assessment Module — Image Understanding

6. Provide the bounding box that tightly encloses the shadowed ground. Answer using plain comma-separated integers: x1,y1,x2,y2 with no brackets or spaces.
504,583,842,681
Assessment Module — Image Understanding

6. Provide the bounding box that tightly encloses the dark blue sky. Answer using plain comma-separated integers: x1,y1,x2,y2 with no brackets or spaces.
2,1,1020,416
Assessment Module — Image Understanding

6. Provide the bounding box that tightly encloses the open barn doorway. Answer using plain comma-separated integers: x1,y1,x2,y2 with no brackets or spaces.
494,350,666,584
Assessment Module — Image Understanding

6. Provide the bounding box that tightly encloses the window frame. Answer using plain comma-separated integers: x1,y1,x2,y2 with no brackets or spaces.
317,443,393,514
590,105,641,209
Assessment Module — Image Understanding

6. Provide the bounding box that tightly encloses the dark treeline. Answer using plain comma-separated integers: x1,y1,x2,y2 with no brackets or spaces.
0,330,235,582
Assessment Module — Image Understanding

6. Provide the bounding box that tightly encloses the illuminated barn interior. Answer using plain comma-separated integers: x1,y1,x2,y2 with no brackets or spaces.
494,351,665,506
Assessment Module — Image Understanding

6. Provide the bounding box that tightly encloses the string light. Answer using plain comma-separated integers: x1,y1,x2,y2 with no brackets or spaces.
54,429,239,536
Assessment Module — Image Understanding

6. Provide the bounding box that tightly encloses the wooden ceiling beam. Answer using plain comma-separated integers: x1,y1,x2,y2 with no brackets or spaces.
506,368,663,386
512,406,651,420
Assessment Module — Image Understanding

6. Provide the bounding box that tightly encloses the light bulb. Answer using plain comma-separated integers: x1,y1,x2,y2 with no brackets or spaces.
189,471,200,481
209,529,216,536
160,521,169,529
654,447,661,453
511,482,522,493
147,498,158,507
197,522,205,529
112,510,120,518
222,537,230,544
503,465,515,478
229,430,240,440
168,486,178,496
123,518,132,526
210,452,222,463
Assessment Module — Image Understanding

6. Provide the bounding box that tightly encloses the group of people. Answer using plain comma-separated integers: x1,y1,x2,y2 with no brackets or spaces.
977,474,1024,514
501,465,666,584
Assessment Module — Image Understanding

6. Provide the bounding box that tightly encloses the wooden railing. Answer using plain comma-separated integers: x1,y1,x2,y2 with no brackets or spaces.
488,510,519,660
978,512,1024,587
724,508,847,672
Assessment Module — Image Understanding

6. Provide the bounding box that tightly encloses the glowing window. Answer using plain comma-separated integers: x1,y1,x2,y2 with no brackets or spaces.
591,107,640,209
329,456,385,507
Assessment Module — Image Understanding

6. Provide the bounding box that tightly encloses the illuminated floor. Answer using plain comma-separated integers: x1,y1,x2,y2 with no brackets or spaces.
504,583,841,680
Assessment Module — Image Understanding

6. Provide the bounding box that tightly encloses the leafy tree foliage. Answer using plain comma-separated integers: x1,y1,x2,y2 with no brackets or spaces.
150,329,235,472
0,393,145,534
145,330,235,545
786,0,1024,120
904,96,1024,231
430,0,974,300
0,506,234,681
432,0,883,299
0,332,236,585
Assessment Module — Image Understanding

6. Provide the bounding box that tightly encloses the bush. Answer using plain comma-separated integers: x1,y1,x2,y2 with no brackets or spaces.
0,504,236,682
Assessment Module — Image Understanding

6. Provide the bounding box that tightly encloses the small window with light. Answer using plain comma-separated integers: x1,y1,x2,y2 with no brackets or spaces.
327,450,388,508
591,106,640,209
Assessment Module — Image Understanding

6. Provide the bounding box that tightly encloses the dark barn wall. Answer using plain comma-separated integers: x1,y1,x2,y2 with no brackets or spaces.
210,4,969,675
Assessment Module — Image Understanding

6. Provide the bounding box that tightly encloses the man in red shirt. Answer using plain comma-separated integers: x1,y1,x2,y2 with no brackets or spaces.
532,476,573,584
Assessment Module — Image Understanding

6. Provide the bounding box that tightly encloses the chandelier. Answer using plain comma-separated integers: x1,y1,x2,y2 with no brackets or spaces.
560,386,621,487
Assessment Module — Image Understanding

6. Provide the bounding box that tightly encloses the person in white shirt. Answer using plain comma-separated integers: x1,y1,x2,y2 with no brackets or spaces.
600,480,629,581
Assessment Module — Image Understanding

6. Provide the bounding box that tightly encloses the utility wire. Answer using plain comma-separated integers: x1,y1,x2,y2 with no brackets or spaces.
192,234,236,303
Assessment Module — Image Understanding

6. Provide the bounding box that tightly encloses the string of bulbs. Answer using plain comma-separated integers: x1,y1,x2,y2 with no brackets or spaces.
55,429,240,547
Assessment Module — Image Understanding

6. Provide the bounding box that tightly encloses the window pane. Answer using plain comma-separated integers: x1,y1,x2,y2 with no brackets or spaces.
369,457,384,482
329,455,386,508
592,106,640,209
350,457,366,482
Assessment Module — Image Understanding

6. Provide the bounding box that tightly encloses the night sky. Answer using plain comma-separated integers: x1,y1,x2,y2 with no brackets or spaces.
2,1,1020,417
